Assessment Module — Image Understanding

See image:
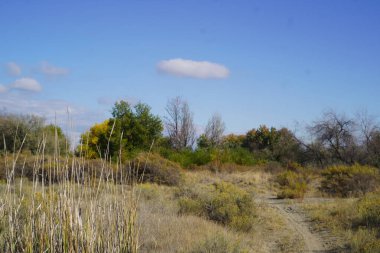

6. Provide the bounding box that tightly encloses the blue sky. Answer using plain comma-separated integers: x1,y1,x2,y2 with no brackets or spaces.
1,0,380,141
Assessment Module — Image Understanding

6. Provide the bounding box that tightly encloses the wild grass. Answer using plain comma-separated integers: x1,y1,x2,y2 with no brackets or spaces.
302,191,380,252
0,132,140,252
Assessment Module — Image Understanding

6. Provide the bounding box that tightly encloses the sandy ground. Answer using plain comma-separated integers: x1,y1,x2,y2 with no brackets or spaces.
259,196,342,253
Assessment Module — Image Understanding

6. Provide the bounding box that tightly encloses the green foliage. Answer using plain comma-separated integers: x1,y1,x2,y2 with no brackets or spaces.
42,124,69,155
221,134,245,149
159,148,212,168
159,145,258,169
320,164,379,197
241,125,303,164
218,147,257,166
275,170,308,199
79,100,163,159
178,182,255,232
109,101,163,156
243,125,278,152
0,113,69,155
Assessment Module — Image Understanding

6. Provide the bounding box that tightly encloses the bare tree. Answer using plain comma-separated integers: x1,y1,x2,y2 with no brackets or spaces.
356,110,380,166
308,110,357,164
356,110,379,151
165,97,196,149
205,113,225,147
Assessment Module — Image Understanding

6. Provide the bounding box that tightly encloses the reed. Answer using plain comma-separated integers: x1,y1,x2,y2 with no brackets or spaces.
0,127,141,252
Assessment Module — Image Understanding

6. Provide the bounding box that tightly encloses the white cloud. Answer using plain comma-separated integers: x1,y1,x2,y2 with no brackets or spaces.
11,78,42,92
0,84,8,93
5,62,21,76
157,58,230,79
40,62,69,76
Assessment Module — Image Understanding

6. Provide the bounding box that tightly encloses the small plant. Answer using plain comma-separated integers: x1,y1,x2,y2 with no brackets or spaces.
320,164,379,197
275,170,308,199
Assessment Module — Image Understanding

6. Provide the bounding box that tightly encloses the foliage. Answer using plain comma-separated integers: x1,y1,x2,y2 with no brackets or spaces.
78,119,110,158
0,113,69,155
159,146,259,169
275,170,308,199
243,125,278,152
178,182,255,232
79,100,163,159
221,134,245,149
320,164,379,197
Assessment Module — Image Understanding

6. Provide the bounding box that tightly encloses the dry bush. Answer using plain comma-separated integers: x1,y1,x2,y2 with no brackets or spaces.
275,170,308,199
130,153,184,186
178,181,256,232
320,164,379,197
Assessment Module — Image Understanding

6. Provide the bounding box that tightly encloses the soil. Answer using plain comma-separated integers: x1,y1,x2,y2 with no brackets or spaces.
259,195,343,253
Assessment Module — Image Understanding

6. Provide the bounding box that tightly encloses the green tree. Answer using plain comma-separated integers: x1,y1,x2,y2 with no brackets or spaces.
243,125,279,152
79,100,163,159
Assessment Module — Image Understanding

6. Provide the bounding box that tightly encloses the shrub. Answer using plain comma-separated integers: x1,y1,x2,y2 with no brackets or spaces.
355,192,380,229
350,229,380,253
130,153,184,186
178,182,255,232
320,164,379,197
275,170,308,199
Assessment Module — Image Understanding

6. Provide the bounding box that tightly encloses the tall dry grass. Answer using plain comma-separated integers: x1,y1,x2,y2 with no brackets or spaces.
0,127,141,252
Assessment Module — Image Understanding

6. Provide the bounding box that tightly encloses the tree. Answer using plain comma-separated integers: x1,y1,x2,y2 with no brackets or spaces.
308,111,357,164
0,113,69,155
79,100,163,159
204,113,225,147
221,134,245,149
78,120,110,159
164,97,196,150
42,124,70,155
272,128,303,163
243,125,278,152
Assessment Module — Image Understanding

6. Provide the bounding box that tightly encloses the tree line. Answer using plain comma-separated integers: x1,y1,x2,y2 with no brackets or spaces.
0,113,69,155
76,98,380,169
1,98,379,169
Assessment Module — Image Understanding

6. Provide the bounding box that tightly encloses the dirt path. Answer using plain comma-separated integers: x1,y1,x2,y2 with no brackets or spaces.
259,196,336,253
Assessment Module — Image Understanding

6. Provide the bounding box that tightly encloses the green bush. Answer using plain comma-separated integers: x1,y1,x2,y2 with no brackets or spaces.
178,182,255,232
275,170,308,199
320,164,379,197
159,146,258,169
130,153,184,186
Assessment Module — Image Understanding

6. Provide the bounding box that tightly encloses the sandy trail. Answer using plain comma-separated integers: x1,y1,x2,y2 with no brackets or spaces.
259,196,337,253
